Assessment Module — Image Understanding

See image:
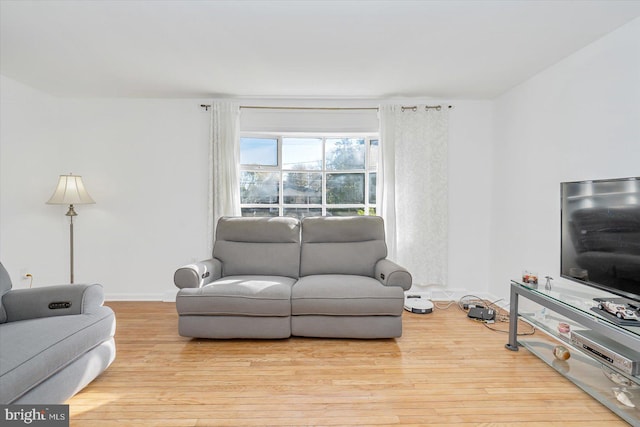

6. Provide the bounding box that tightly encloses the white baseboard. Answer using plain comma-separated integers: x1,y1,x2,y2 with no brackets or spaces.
163,290,177,302
106,287,503,307
106,290,177,302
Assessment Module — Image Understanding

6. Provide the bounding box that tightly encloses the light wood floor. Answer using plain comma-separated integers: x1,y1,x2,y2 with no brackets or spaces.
66,302,628,426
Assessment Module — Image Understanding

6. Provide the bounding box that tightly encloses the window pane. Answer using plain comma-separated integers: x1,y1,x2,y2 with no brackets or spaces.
327,208,364,216
369,172,376,204
326,138,365,171
283,138,322,170
326,173,364,204
369,139,379,171
283,172,322,204
240,137,278,166
239,133,378,218
241,207,279,217
240,171,280,204
283,207,322,219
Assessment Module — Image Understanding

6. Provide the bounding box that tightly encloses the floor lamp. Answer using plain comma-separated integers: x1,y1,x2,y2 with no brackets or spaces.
46,174,95,284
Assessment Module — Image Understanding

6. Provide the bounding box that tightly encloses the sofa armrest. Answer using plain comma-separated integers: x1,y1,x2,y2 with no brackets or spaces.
2,283,105,322
174,258,222,289
375,259,412,291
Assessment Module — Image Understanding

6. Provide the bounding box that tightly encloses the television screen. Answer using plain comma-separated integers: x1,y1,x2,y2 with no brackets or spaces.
561,177,640,302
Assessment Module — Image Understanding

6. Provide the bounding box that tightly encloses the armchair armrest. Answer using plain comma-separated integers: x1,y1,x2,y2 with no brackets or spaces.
174,258,222,289
3,283,105,322
375,259,412,291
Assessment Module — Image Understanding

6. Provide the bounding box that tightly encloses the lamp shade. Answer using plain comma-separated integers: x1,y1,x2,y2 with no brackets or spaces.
46,174,95,205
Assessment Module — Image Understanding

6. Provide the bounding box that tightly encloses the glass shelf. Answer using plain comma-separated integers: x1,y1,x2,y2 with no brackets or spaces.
517,280,640,329
510,279,640,353
518,337,640,425
507,279,640,425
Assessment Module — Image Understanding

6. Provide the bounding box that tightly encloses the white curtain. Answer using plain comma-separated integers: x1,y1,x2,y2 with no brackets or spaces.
208,100,241,253
379,105,449,288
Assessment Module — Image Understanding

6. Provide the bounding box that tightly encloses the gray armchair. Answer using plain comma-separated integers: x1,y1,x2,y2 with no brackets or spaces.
0,262,116,404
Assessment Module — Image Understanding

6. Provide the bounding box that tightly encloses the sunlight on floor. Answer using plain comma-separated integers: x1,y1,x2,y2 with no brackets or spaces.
68,391,119,416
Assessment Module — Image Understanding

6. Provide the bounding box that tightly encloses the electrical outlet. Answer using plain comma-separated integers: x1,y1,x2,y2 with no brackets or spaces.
20,269,34,288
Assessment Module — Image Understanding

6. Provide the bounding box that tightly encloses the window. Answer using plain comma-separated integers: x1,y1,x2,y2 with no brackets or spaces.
240,135,378,218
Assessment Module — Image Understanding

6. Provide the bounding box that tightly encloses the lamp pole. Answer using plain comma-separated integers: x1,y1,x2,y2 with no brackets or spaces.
66,204,78,284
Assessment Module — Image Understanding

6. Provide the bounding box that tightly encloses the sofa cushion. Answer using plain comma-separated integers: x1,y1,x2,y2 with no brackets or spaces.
300,216,387,277
213,217,301,278
291,274,404,316
0,307,116,404
176,276,296,317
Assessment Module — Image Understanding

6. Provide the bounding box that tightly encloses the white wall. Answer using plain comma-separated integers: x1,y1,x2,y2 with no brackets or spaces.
1,83,495,299
1,76,211,299
489,17,640,301
7,8,635,302
0,77,65,283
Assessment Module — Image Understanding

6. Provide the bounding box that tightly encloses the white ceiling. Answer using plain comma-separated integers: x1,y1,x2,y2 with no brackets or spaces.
2,0,640,100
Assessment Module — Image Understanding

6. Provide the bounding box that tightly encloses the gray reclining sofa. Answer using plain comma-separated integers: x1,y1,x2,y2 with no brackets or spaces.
174,216,412,339
0,262,116,404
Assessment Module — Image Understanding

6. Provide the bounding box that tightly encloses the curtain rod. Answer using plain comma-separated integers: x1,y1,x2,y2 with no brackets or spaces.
241,105,379,111
200,104,452,111
401,105,453,112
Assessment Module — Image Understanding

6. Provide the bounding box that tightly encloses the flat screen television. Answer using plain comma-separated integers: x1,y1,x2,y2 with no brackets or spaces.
561,176,640,302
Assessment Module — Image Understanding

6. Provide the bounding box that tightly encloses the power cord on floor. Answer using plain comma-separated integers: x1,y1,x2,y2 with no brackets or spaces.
457,294,535,336
432,300,457,310
407,292,536,336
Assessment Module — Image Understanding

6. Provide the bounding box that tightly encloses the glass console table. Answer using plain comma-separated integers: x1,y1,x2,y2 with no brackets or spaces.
506,279,640,425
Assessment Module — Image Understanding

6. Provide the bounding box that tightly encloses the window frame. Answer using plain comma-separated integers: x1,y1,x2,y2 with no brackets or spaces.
239,133,379,217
